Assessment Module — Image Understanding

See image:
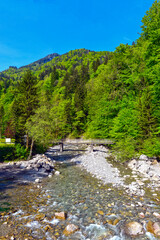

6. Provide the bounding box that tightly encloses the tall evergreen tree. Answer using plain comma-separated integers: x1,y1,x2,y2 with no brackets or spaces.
0,105,4,138
13,70,38,147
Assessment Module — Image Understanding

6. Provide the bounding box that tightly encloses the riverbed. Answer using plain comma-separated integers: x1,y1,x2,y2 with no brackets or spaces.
0,144,160,239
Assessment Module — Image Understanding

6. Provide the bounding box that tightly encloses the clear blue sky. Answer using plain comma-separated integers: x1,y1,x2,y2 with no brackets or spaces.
0,0,154,71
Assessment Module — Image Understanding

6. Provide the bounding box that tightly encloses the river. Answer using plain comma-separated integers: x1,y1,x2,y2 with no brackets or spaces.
0,144,160,239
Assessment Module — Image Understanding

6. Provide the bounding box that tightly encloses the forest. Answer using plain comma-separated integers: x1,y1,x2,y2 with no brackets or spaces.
0,0,160,161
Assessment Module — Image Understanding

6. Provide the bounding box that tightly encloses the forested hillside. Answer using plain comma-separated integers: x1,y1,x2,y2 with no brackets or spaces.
0,0,160,161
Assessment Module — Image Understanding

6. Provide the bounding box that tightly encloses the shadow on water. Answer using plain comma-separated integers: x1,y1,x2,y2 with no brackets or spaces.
0,166,48,213
93,149,107,153
52,153,82,162
0,166,48,193
56,161,81,169
62,149,86,152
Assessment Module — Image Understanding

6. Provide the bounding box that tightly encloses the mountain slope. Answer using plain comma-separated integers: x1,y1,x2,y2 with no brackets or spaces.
1,0,160,162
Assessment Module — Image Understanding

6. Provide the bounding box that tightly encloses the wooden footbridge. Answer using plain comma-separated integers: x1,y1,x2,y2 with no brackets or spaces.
55,139,114,152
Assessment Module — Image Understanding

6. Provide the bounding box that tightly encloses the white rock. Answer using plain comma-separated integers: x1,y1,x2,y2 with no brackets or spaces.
137,161,150,174
128,159,137,169
55,171,60,175
139,154,148,161
35,178,41,183
138,212,145,218
153,212,160,218
152,175,159,181
137,202,143,207
48,174,53,178
136,180,144,186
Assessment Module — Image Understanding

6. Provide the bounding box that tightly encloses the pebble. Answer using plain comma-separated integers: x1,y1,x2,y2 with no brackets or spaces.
138,212,145,218
48,174,53,178
55,212,67,220
35,178,41,183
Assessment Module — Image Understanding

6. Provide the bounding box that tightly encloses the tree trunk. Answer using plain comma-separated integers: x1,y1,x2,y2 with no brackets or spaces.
26,133,29,149
28,138,34,160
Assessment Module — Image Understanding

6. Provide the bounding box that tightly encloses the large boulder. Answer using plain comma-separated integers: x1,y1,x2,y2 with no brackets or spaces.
147,221,160,237
125,221,144,236
63,224,79,236
137,161,150,174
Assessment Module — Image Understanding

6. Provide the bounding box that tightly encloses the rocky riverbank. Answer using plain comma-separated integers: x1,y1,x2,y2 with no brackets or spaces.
1,144,160,197
69,145,160,197
71,145,124,186
0,154,56,184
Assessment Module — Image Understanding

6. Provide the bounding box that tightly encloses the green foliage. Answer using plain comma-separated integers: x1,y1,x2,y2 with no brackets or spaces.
13,70,38,142
112,137,137,162
0,144,15,162
0,143,28,162
14,143,28,159
1,2,160,161
141,137,160,157
26,105,54,146
110,107,140,139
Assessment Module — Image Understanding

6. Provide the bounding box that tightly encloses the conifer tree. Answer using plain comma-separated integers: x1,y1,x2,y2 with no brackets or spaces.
13,70,38,147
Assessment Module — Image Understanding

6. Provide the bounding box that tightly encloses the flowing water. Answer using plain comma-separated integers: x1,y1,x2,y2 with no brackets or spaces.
0,144,160,239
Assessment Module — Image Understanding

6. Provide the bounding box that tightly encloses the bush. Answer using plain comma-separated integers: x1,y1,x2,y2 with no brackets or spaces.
14,144,28,159
0,144,15,162
141,137,160,157
32,142,48,155
112,137,137,162
0,143,28,162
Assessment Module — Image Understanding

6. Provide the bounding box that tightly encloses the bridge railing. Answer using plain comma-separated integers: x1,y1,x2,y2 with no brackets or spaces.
53,138,114,152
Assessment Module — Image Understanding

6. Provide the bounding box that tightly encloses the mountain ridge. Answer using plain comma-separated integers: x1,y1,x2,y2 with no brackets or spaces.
19,53,60,69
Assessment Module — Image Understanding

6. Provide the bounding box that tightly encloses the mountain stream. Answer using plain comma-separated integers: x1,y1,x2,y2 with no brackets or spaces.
0,144,160,240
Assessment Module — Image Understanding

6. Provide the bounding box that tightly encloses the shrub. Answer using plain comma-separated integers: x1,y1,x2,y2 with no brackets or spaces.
112,137,137,162
14,144,28,159
0,144,15,162
141,137,160,157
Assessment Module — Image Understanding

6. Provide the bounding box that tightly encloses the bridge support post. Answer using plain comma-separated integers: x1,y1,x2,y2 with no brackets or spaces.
60,142,63,152
89,144,93,153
